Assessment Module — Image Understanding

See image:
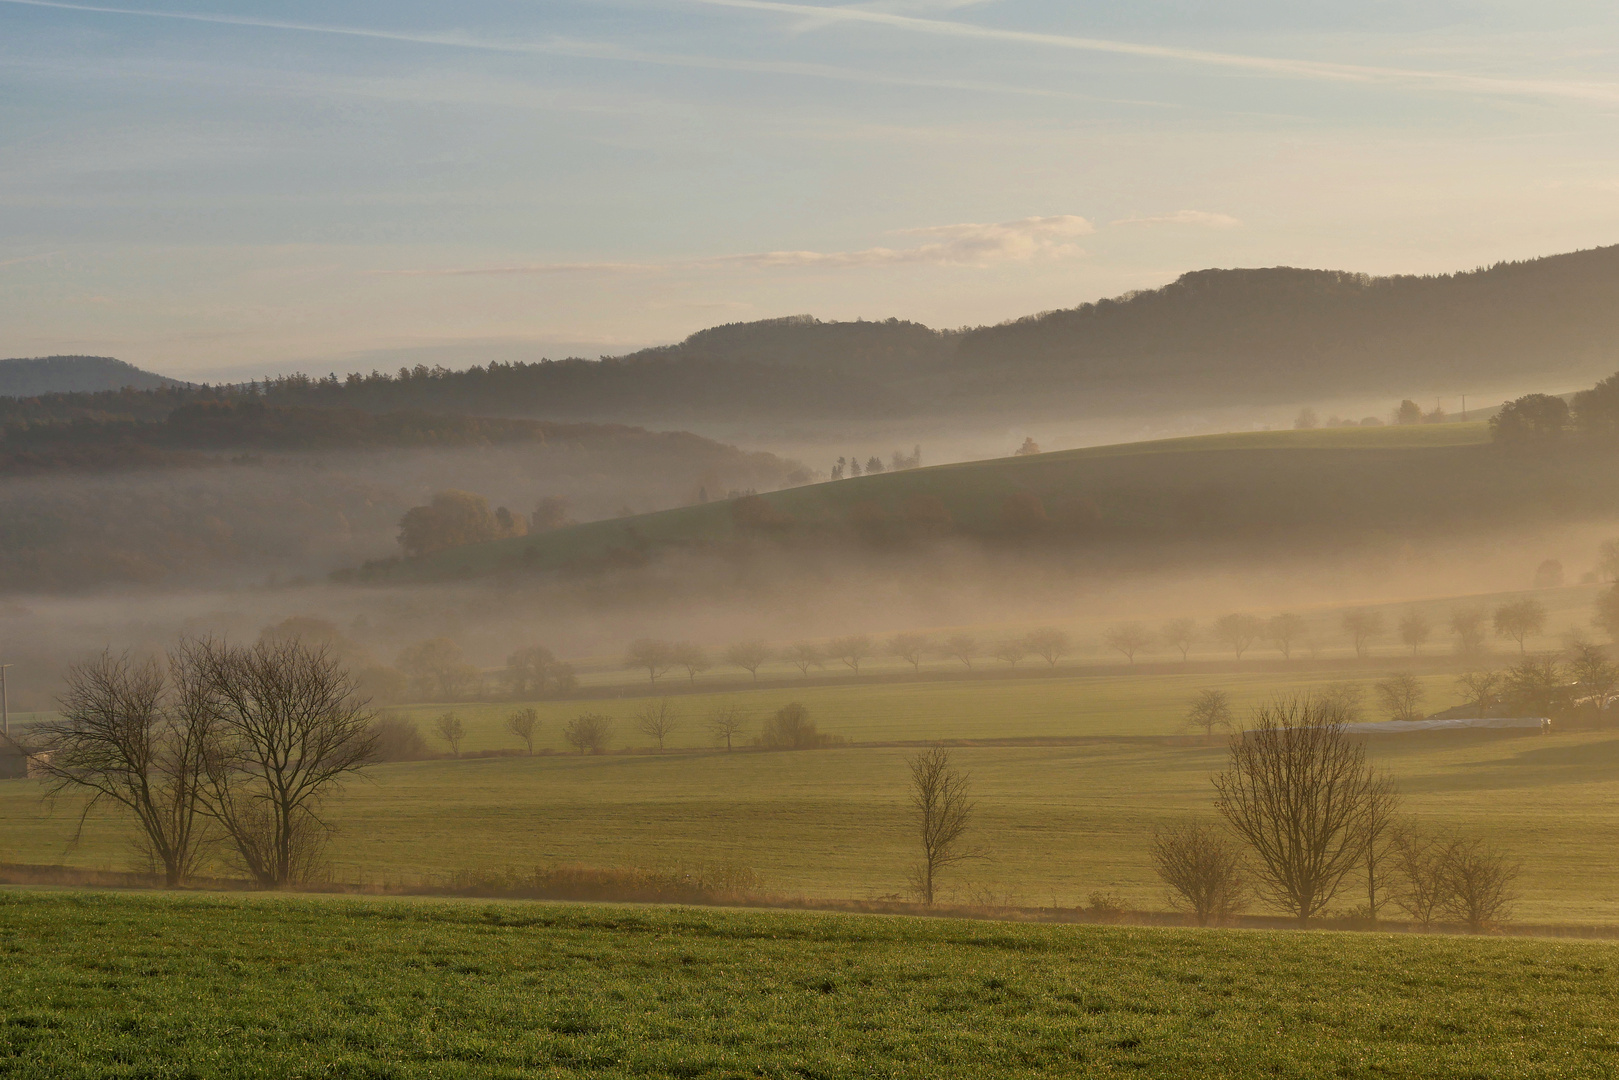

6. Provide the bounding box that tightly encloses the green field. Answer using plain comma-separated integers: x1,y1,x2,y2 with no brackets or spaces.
6,651,1619,923
2,890,1617,1078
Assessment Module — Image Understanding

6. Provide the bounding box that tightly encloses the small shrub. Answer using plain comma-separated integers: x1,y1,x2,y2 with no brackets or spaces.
1441,838,1520,932
756,703,843,750
563,713,614,755
1085,891,1128,922
1149,820,1246,926
370,717,429,762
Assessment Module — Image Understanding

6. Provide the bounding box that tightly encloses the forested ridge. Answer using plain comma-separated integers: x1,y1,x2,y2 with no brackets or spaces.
13,243,1619,430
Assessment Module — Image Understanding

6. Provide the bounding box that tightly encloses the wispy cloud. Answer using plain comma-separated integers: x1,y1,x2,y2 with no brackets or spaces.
1112,210,1241,229
0,251,61,269
682,0,1619,107
0,0,1080,101
377,215,1094,276
379,262,659,278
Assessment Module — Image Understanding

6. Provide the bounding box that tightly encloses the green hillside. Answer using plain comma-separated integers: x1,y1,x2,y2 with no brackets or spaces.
355,420,1604,584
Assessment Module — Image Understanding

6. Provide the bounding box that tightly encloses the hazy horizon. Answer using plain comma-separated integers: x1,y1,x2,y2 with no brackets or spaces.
4,0,1619,374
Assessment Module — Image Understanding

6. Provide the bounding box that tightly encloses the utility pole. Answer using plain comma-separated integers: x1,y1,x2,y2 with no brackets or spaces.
1461,394,1467,421
1,665,11,738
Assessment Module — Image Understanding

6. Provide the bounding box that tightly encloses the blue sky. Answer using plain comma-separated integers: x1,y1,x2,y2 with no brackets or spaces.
3,0,1618,378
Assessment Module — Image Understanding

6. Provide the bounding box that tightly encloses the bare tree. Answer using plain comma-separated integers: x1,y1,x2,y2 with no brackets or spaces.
1503,655,1567,716
504,708,538,754
34,650,212,887
190,638,376,888
1104,623,1152,664
827,635,873,675
1185,689,1233,740
835,637,874,670
1449,607,1489,657
625,638,675,683
1361,776,1401,921
1600,538,1619,582
1390,830,1449,929
1567,640,1619,714
785,642,825,677
888,632,929,674
1025,628,1071,667
724,640,772,682
1160,619,1196,662
1441,837,1521,932
1375,673,1425,722
1494,599,1547,654
563,713,614,754
433,713,466,756
1318,682,1366,721
941,633,978,670
907,744,979,904
1212,613,1263,660
671,642,711,685
1213,697,1386,922
1597,585,1619,642
1265,613,1306,659
1398,611,1433,656
1149,820,1246,926
991,638,1029,667
707,703,749,751
1456,669,1501,715
635,699,681,753
1341,610,1386,659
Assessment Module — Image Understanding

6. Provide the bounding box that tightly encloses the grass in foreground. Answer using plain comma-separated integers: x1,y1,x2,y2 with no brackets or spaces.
1,890,1616,1078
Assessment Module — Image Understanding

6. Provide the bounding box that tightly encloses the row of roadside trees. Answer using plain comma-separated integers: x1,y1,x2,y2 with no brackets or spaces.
624,629,1075,684
414,699,841,758
1106,600,1555,665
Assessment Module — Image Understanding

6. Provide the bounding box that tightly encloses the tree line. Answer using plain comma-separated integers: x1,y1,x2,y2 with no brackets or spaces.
1489,369,1619,445
1104,597,1562,665
364,698,846,762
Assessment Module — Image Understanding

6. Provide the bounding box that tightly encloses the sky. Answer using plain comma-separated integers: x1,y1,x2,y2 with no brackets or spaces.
2,0,1618,380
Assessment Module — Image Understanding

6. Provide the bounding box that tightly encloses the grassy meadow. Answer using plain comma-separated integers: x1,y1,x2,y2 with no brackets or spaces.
6,643,1619,923
2,890,1618,1078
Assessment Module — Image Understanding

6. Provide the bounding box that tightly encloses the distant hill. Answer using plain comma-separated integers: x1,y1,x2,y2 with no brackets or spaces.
0,356,181,397
0,402,805,591
221,243,1619,427
9,245,1618,432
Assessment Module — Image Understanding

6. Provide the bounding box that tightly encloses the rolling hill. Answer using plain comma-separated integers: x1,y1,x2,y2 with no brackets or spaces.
0,355,181,396
352,420,1619,584
251,243,1619,428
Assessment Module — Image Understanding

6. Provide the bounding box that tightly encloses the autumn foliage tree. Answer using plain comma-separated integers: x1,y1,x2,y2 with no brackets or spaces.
398,490,525,557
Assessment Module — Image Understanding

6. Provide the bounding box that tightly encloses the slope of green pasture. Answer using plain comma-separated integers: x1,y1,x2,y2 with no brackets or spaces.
376,421,1513,580
3,891,1619,1078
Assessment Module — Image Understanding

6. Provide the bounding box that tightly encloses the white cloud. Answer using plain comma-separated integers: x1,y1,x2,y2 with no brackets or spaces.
1112,210,1241,229
380,215,1095,276
721,214,1094,268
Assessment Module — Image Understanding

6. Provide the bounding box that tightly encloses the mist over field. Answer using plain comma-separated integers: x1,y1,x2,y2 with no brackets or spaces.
9,0,1619,1073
